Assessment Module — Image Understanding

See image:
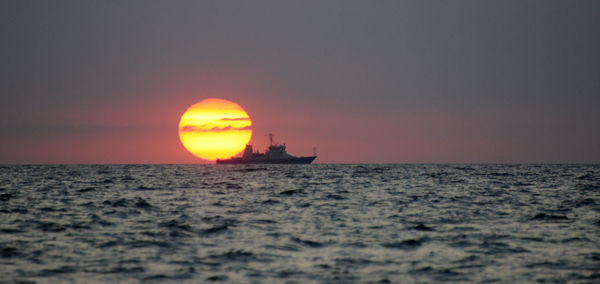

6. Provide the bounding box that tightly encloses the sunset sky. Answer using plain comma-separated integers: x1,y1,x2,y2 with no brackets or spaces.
1,0,599,164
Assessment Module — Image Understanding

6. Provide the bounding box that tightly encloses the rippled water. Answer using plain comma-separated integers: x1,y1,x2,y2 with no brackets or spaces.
1,164,599,283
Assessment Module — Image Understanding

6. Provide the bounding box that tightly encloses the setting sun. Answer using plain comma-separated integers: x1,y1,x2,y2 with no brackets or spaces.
179,98,252,161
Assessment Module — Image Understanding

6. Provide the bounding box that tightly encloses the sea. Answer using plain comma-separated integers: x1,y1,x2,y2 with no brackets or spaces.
0,164,599,283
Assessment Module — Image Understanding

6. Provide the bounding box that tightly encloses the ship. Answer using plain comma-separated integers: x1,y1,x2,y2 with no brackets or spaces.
216,134,316,164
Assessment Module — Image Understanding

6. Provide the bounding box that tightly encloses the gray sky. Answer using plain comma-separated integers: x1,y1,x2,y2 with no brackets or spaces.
1,0,599,163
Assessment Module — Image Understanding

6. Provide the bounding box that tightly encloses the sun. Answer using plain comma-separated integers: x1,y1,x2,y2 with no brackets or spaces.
179,98,252,161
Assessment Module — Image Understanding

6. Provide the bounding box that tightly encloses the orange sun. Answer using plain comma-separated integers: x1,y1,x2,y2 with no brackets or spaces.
179,98,252,161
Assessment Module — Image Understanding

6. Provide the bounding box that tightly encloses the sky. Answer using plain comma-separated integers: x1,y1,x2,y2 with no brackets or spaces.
1,0,599,164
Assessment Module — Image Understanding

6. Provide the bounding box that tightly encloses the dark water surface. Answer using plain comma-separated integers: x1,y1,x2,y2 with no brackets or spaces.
1,164,599,283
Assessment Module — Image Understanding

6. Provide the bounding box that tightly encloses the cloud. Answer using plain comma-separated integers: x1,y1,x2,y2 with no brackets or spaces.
209,126,232,131
180,125,252,132
0,123,149,137
180,125,198,132
220,117,250,121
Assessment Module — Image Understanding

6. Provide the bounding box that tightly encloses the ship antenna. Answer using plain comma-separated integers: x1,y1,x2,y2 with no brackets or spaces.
267,133,274,146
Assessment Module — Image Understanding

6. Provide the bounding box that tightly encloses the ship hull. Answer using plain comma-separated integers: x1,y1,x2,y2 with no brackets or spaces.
216,156,316,164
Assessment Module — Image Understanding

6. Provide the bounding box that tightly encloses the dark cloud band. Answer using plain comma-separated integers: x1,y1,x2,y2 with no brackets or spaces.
180,125,252,132
220,117,250,121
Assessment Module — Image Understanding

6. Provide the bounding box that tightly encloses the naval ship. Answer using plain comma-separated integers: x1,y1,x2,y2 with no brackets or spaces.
216,134,316,164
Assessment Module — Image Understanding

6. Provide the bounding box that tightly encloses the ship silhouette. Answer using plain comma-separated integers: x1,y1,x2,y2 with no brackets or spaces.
216,134,316,164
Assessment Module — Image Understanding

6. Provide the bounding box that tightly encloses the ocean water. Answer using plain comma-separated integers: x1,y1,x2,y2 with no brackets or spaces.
1,164,599,283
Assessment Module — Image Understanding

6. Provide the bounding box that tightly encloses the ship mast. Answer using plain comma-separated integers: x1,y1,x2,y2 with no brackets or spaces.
267,133,274,146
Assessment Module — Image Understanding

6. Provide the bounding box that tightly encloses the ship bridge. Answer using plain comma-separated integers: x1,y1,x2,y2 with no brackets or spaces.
266,144,296,159
265,133,296,159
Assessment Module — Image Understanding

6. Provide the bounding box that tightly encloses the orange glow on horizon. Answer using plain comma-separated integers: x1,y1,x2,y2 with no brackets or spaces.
179,98,252,161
